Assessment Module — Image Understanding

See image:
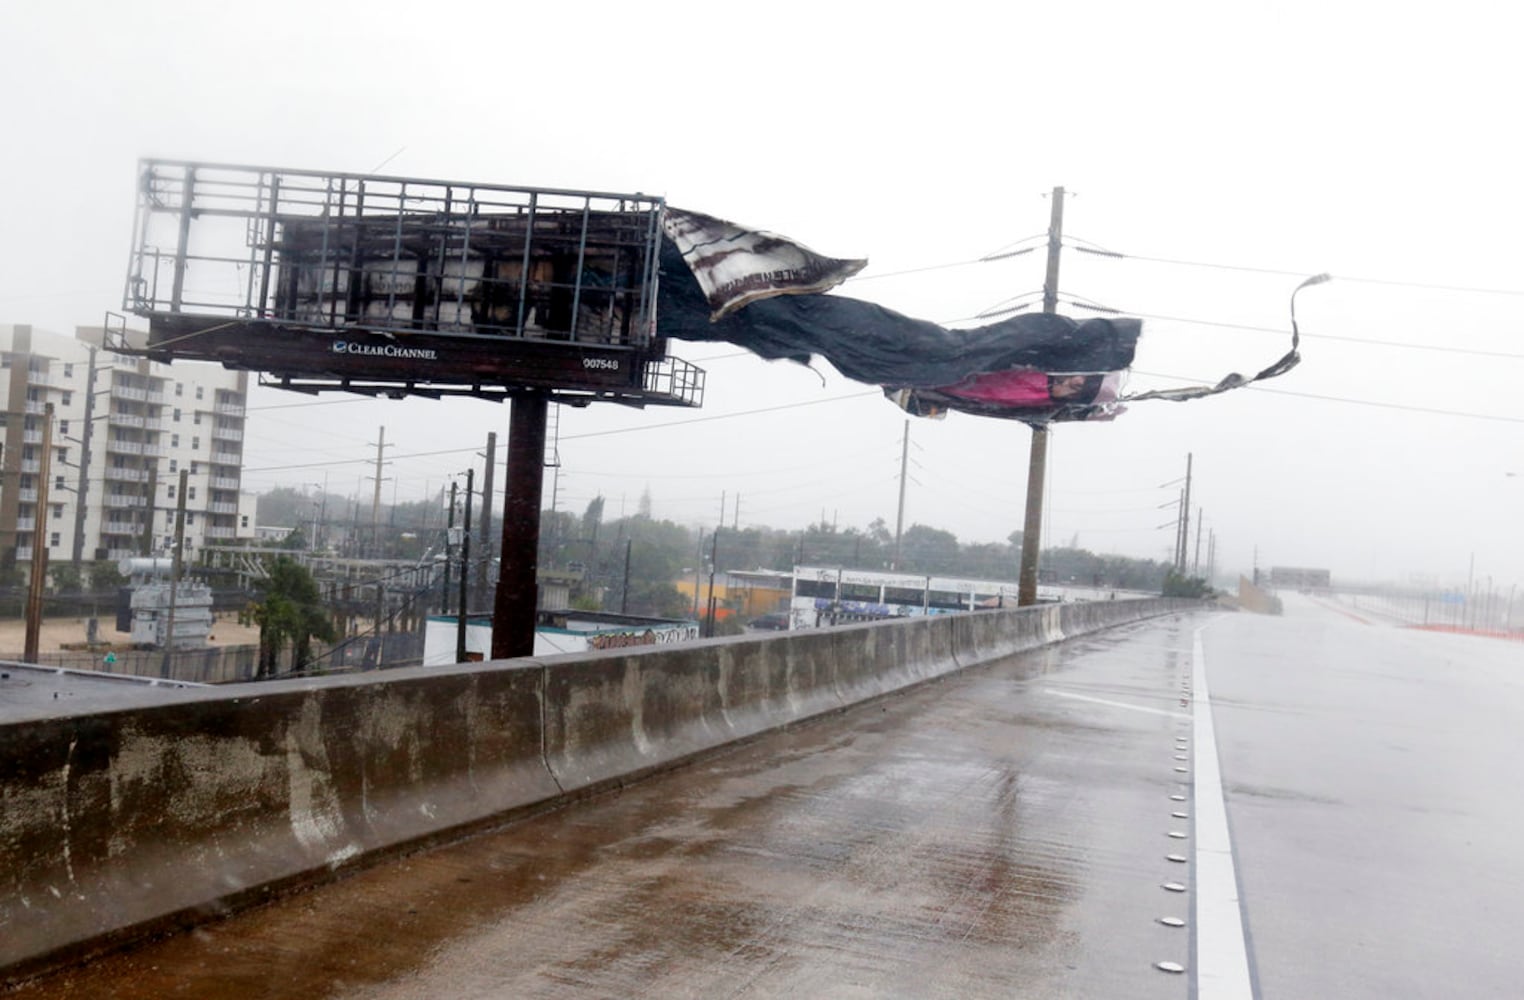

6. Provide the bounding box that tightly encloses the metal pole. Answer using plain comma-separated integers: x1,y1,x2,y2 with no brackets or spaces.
444,480,457,616
893,419,909,571
1018,186,1065,606
476,431,496,612
23,404,55,663
370,427,386,558
161,469,188,678
1179,453,1193,573
705,528,720,637
491,392,548,660
621,537,632,614
456,468,473,663
70,348,98,568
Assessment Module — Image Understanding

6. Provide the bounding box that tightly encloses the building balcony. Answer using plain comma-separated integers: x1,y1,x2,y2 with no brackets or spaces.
210,476,239,490
146,392,167,405
104,495,149,509
105,439,145,456
20,460,40,474
208,502,239,515
104,466,151,483
214,402,246,417
114,385,148,402
23,401,47,415
141,443,168,458
108,412,147,429
15,518,36,532
15,547,32,561
107,548,139,562
16,489,38,503
205,526,238,540
23,430,44,445
211,426,243,442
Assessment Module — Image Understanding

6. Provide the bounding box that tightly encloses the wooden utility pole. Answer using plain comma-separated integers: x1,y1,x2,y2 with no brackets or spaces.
23,404,55,663
1017,187,1066,606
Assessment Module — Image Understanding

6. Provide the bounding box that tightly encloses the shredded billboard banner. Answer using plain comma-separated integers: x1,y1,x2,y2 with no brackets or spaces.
657,209,1322,427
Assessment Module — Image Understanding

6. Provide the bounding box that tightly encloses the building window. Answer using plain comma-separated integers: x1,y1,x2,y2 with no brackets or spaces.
241,515,249,528
49,533,60,548
169,459,177,473
186,513,195,525
188,487,197,500
171,434,180,448
54,475,65,491
190,462,199,474
193,412,202,426
52,504,63,519
195,386,204,400
0,354,9,369
61,392,72,406
59,420,69,436
192,437,200,450
173,408,181,422
167,485,176,499
63,363,74,378
175,383,183,397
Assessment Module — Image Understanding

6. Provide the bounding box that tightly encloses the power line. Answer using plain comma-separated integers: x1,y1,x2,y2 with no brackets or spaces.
1113,308,1524,361
1071,244,1524,298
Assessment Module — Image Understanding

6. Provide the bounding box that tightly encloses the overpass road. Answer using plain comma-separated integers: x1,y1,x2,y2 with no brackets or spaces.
12,598,1522,998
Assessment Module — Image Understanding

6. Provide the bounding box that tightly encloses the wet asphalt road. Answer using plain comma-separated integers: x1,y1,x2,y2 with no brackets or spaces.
12,599,1523,998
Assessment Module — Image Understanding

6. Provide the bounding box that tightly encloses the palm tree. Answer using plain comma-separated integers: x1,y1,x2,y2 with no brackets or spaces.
248,557,336,677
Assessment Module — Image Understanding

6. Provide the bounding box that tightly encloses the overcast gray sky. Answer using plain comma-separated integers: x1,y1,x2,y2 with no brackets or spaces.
3,1,1520,591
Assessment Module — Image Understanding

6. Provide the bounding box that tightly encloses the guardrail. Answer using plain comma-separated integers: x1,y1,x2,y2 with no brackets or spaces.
0,597,1196,981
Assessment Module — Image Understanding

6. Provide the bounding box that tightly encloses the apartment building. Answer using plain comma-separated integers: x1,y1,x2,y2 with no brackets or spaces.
0,324,257,576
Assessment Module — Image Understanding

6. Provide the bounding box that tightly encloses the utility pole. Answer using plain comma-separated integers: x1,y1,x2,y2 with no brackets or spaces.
1018,186,1066,606
23,404,55,663
368,426,389,558
70,347,98,568
141,463,158,557
161,468,188,678
893,419,909,571
705,527,720,637
1193,506,1204,575
443,479,457,616
476,431,496,611
621,537,632,614
1178,454,1194,572
455,468,473,663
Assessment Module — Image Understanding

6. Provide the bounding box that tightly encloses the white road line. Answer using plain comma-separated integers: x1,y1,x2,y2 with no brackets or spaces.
1192,626,1256,999
1042,689,1192,719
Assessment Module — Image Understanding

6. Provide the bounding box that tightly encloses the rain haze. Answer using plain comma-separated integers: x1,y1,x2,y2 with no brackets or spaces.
2,1,1519,592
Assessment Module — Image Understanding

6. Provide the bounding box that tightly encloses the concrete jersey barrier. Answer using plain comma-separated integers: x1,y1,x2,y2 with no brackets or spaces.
1,597,1195,980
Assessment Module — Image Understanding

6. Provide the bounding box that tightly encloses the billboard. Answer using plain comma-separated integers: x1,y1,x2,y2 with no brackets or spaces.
114,160,703,407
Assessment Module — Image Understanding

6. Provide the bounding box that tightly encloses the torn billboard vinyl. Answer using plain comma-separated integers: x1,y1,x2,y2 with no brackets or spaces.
655,209,1309,426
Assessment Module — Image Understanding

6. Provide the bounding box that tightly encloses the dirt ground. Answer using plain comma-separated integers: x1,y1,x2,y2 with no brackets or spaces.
0,613,262,655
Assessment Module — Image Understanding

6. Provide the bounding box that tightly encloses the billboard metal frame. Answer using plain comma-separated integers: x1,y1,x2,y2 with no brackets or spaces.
111,160,704,408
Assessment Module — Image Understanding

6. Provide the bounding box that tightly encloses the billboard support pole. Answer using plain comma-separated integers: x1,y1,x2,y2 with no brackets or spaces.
491,392,548,659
